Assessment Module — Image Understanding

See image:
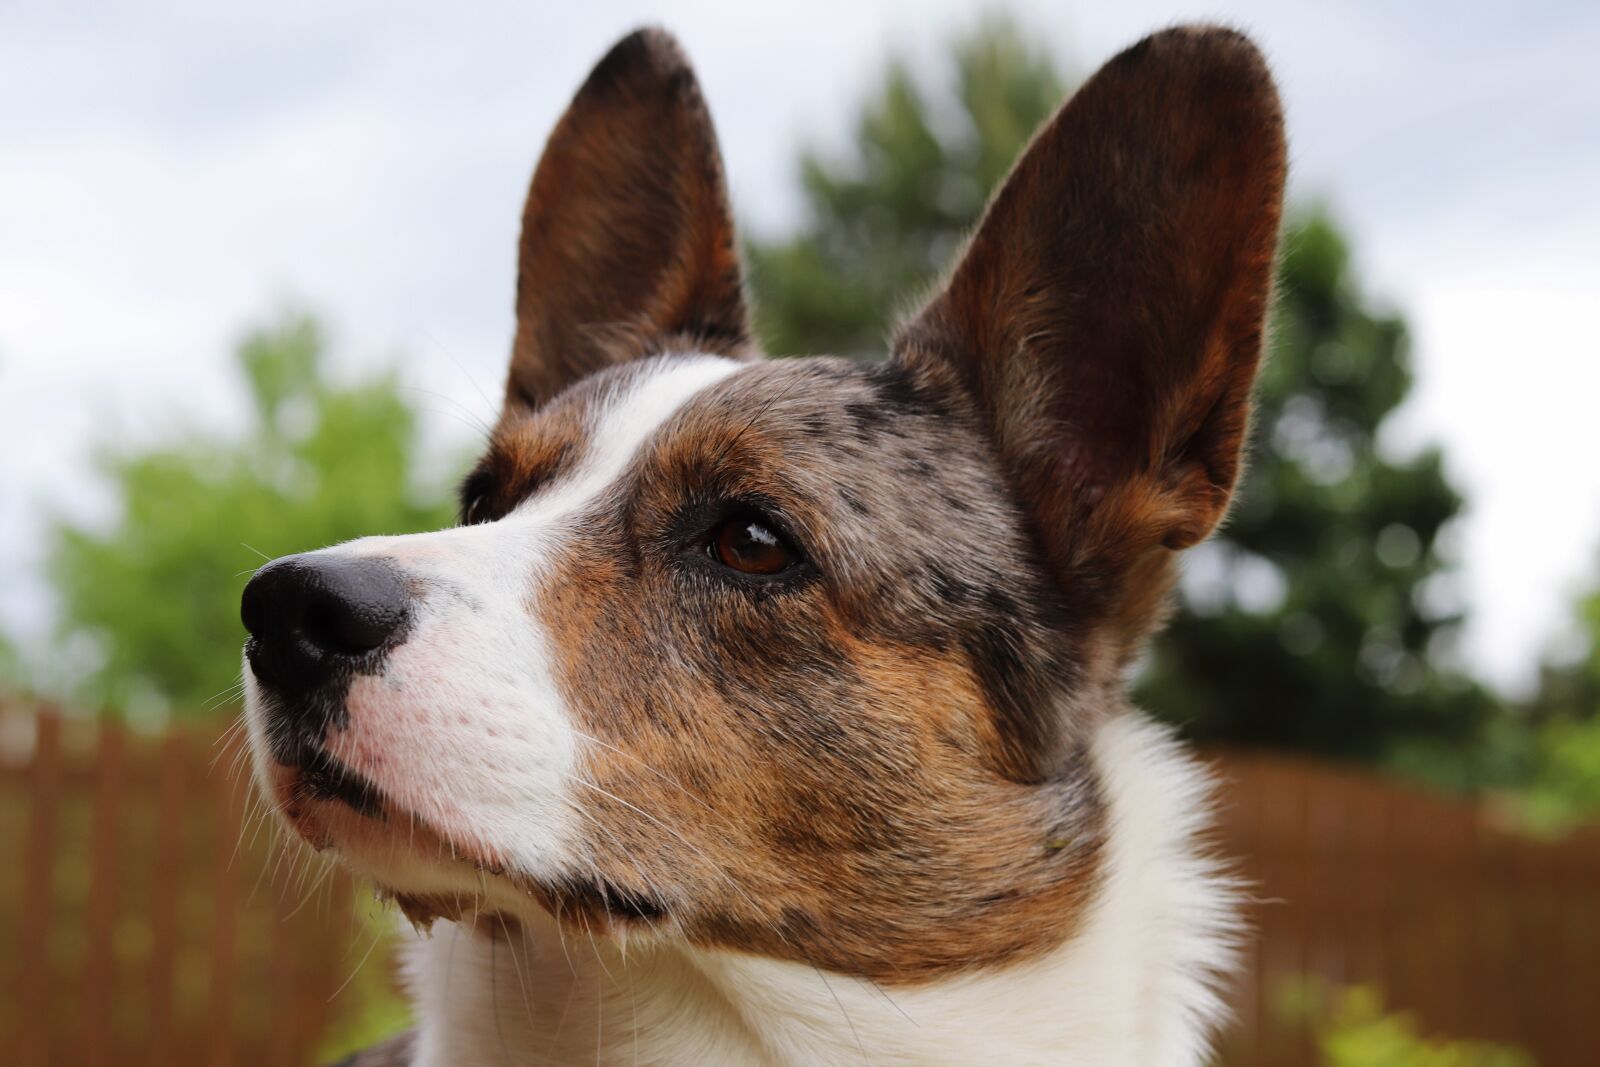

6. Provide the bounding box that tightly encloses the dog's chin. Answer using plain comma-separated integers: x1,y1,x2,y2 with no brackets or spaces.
263,758,498,883
260,759,673,937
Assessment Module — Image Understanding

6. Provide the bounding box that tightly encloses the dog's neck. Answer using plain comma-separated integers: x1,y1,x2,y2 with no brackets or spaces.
401,712,1237,1067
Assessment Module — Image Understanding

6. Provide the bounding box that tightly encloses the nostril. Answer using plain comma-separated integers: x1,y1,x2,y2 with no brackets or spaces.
304,601,345,652
301,597,347,654
302,589,404,656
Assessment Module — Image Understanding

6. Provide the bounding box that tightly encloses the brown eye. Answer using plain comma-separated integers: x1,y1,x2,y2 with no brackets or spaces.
710,513,799,576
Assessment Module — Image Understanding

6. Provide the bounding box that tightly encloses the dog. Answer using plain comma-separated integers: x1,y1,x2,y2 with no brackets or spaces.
241,23,1284,1066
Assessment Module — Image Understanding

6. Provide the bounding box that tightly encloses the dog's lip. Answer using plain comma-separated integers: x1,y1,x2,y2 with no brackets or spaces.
386,876,672,934
290,748,388,818
268,762,672,931
268,759,497,867
267,758,673,933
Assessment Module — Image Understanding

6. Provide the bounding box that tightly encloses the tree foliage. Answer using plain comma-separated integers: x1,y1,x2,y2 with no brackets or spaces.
47,311,455,716
1139,217,1491,763
1511,569,1600,828
1279,980,1532,1067
749,20,1063,358
745,18,1491,762
1527,576,1600,724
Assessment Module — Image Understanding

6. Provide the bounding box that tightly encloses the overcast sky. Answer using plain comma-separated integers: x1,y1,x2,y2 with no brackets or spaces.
2,0,1598,695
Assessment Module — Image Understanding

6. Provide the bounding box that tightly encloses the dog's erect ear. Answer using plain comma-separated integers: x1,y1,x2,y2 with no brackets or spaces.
896,26,1286,647
504,28,751,415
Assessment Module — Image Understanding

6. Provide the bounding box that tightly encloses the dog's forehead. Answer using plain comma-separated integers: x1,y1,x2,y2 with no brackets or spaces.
485,355,960,507
480,354,747,508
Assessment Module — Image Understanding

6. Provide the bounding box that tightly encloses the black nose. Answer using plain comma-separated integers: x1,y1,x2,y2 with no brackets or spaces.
242,554,412,698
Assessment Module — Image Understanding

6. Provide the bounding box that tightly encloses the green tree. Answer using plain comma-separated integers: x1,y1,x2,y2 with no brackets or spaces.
46,310,457,717
746,18,1492,764
1138,217,1493,766
1511,564,1600,829
749,18,1064,358
1526,575,1600,723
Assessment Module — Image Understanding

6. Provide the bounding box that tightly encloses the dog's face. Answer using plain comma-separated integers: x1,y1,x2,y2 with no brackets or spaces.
243,28,1284,983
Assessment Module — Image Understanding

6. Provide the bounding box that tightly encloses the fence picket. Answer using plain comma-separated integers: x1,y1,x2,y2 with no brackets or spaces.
16,710,62,1067
83,718,125,1066
147,730,186,1065
206,740,246,1067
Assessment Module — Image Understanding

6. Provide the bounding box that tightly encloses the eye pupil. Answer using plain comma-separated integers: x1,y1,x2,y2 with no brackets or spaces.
712,514,797,576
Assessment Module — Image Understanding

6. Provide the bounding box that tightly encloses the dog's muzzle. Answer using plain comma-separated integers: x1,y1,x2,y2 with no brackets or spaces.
241,553,412,770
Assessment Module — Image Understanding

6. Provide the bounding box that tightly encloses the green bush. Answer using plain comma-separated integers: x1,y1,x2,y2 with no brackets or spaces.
1277,979,1534,1067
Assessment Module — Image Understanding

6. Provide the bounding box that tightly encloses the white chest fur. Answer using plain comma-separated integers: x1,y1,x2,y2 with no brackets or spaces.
402,712,1238,1067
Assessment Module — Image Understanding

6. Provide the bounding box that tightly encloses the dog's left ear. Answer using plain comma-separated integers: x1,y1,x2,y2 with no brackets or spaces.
504,28,751,416
896,26,1286,648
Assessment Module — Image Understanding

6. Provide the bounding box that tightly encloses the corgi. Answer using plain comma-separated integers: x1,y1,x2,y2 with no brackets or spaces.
241,23,1285,1066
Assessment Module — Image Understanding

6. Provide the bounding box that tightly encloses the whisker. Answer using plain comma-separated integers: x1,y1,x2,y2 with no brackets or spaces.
498,911,539,1046
713,372,813,469
492,926,513,1065
585,924,607,1067
814,966,868,1065
565,776,766,917
205,682,248,716
418,330,499,425
328,907,388,1003
400,385,495,442
411,401,495,444
544,909,581,1060
283,856,338,921
569,728,726,818
566,802,675,920
570,772,909,1029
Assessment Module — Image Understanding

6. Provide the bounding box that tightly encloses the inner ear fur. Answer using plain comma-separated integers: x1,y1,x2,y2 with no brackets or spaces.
504,28,753,418
895,25,1287,650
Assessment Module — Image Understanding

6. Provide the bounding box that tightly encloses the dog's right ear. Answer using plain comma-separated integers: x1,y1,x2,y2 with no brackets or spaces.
503,28,751,418
896,26,1286,659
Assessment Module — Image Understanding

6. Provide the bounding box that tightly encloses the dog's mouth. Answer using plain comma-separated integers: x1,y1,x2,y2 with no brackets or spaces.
271,749,394,846
289,747,387,818
269,750,671,931
386,876,670,933
542,876,671,925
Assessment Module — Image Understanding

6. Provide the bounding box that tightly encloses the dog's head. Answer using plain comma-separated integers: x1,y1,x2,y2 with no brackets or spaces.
242,26,1284,982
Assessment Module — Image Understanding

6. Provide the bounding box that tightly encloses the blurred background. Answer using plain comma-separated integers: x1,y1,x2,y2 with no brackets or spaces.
2,1,1597,1064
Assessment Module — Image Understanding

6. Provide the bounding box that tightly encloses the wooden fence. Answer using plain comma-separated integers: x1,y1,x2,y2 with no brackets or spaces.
1213,749,1600,1067
2,701,1597,1065
0,704,362,1067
